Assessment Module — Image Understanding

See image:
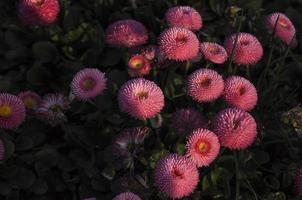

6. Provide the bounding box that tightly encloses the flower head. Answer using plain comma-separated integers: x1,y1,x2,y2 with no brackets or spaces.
71,68,107,101
223,76,257,111
118,78,164,120
0,93,26,129
224,33,263,65
187,69,224,102
200,42,228,64
296,168,302,196
18,0,60,26
112,127,148,160
158,27,199,61
165,6,203,31
186,128,220,167
128,55,151,77
112,192,142,200
18,91,41,110
172,108,207,136
212,108,257,150
105,20,148,48
266,13,296,45
155,154,199,199
36,93,70,126
140,45,158,60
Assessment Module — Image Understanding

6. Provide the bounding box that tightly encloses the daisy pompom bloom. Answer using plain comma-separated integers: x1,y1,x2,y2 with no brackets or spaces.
172,108,207,136
200,42,228,64
112,127,148,159
224,33,263,65
186,128,220,167
140,45,158,61
187,69,224,103
295,168,302,196
112,192,142,200
165,6,202,31
127,55,151,77
71,68,107,101
0,93,26,129
158,27,199,61
18,0,60,26
212,108,257,150
0,139,4,161
105,20,148,48
118,78,164,120
18,91,41,110
154,154,199,199
266,13,296,45
36,93,70,126
223,76,257,111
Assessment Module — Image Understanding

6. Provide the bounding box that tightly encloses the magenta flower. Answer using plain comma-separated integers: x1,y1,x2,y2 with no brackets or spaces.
200,42,228,64
36,93,70,126
212,108,257,150
224,32,263,65
0,93,26,129
187,69,224,102
165,6,203,31
158,27,199,61
105,20,148,48
127,55,151,77
155,154,199,199
112,192,142,200
118,78,164,120
18,91,41,110
223,76,257,111
172,108,207,136
266,13,296,45
71,68,107,101
18,0,60,26
140,45,158,61
186,128,220,167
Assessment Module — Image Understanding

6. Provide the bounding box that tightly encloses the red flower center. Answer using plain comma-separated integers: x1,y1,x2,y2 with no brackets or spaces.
278,18,289,28
233,119,241,130
172,167,184,179
199,78,212,87
175,35,187,43
31,0,44,6
239,40,250,46
239,87,246,95
209,47,221,55
136,91,148,100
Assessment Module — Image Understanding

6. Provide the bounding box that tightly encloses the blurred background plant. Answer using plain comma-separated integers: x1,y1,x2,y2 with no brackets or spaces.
0,0,301,199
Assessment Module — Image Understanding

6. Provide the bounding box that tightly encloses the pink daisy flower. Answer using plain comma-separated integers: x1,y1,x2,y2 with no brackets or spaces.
0,93,26,129
187,69,224,103
36,93,70,126
112,192,141,200
172,108,207,136
112,127,148,159
212,108,257,150
296,168,302,196
200,42,228,64
140,45,158,61
223,76,257,111
165,6,203,31
158,27,199,61
71,68,107,101
18,91,41,110
18,0,60,26
266,13,296,45
105,20,148,48
224,33,263,65
0,139,4,161
118,78,164,120
128,55,151,77
154,154,199,199
186,128,220,167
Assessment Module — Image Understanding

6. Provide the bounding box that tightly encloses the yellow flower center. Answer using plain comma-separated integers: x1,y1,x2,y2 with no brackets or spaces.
24,98,35,109
0,105,13,118
132,60,143,69
198,142,209,153
50,104,61,112
278,18,289,28
81,78,95,91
